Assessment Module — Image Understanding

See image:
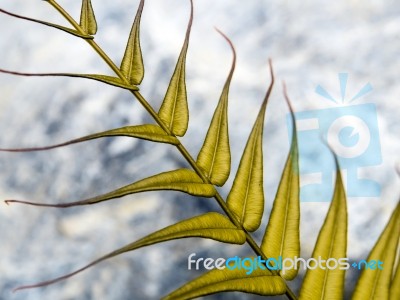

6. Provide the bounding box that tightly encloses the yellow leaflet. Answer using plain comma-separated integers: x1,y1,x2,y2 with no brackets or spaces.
0,124,178,153
67,74,139,90
120,0,145,85
80,124,179,144
113,212,246,248
12,213,245,291
196,30,235,186
5,169,216,207
0,8,93,39
352,200,400,300
261,85,300,280
299,160,348,300
79,0,97,35
226,61,273,231
158,0,193,136
88,168,217,201
163,260,286,300
0,69,138,91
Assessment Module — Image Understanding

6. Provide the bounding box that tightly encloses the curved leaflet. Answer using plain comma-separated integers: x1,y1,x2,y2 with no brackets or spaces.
196,29,235,186
299,157,348,299
226,61,273,231
260,83,300,280
0,8,93,39
120,0,145,85
158,0,193,137
0,69,138,90
0,124,179,152
5,169,216,207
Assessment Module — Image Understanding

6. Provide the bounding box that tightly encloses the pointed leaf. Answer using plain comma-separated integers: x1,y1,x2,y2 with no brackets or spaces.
0,69,138,90
226,61,274,231
260,83,300,279
352,200,400,300
158,0,193,136
0,8,93,39
125,212,246,246
11,212,245,291
0,124,179,153
5,169,216,207
79,0,97,35
70,74,138,90
120,0,145,85
196,30,235,186
163,262,286,299
299,161,348,299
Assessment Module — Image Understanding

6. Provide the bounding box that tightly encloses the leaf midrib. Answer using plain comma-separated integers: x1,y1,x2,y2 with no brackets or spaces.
279,156,293,258
320,198,340,300
207,91,227,179
168,52,186,132
240,122,259,225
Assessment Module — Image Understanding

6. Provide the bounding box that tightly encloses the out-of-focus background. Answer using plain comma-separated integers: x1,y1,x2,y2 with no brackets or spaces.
0,0,399,299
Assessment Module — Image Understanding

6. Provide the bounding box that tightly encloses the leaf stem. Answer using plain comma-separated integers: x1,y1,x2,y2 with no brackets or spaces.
43,1,298,299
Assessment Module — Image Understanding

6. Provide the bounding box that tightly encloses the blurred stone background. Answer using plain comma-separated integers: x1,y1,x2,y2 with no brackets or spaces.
0,0,399,299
